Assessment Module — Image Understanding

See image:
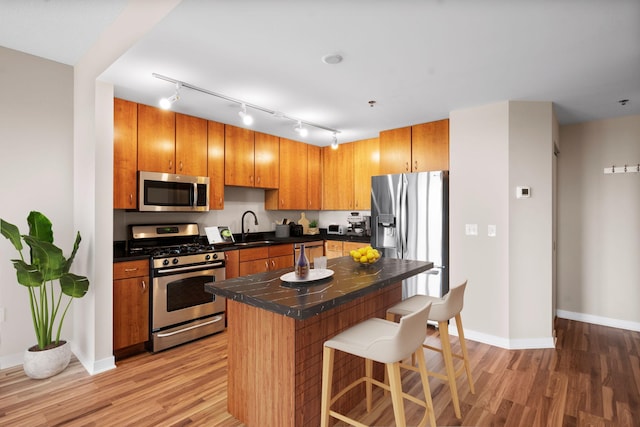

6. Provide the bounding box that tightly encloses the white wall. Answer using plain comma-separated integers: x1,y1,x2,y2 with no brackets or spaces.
450,101,556,349
0,47,74,368
557,114,640,330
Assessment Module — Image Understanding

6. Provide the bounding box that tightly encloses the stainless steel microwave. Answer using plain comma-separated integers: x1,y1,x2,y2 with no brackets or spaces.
138,171,210,212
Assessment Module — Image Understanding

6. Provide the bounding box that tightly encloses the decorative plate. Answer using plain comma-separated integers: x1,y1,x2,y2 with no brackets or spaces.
280,268,334,283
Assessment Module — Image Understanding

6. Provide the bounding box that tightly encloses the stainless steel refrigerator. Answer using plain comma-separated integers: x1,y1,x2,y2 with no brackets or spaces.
371,171,449,299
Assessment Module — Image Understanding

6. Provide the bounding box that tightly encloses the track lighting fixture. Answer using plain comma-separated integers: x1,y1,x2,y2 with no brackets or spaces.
159,82,181,110
294,120,308,138
331,133,339,150
153,73,341,143
238,103,254,126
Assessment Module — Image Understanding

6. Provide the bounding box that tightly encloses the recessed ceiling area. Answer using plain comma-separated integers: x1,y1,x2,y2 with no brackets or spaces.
1,0,639,146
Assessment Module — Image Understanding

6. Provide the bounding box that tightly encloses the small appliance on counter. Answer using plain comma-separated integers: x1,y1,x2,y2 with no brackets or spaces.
327,224,346,235
346,212,371,237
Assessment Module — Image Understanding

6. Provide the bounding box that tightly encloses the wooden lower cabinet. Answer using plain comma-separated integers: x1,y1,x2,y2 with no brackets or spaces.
224,250,239,279
342,241,363,255
238,244,294,276
325,241,344,259
113,259,149,358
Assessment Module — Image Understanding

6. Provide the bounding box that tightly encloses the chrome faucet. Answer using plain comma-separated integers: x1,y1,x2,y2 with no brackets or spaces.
241,210,259,241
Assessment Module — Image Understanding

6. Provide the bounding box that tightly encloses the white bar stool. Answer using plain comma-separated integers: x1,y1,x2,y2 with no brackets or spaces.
320,301,436,427
386,281,474,419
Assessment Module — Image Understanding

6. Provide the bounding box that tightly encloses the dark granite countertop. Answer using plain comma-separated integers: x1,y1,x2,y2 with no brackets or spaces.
205,256,433,320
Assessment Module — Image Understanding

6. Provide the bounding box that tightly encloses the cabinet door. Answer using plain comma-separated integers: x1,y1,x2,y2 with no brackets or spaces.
113,276,149,350
379,126,411,175
175,113,207,176
224,250,239,279
342,241,363,256
308,245,325,264
411,119,449,171
254,132,279,189
137,104,176,173
279,138,308,209
353,137,379,210
307,144,322,210
269,254,294,270
208,121,225,210
113,98,138,209
324,241,343,259
239,259,269,276
322,144,354,210
225,125,255,187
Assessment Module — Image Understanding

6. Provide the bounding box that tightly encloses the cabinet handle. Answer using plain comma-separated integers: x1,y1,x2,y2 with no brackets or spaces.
250,175,254,184
169,160,173,170
179,161,183,171
141,280,146,292
405,161,409,172
265,261,269,270
414,160,418,171
124,268,138,272
256,176,261,185
129,193,133,204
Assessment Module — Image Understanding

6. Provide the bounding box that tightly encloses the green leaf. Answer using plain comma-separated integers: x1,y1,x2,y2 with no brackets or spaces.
27,211,53,244
10,259,44,287
64,232,82,274
59,273,89,298
0,218,23,252
23,236,65,281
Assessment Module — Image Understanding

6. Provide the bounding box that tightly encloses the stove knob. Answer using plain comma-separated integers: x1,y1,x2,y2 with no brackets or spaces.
162,259,169,266
212,253,218,259
172,258,179,265
205,254,211,261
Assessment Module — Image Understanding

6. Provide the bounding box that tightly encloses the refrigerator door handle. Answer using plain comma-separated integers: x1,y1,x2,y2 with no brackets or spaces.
400,175,408,256
426,265,445,275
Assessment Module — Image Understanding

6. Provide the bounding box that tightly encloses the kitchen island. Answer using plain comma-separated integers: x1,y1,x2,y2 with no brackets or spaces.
205,256,433,427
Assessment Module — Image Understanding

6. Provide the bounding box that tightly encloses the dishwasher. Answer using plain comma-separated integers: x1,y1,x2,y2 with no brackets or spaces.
294,241,325,266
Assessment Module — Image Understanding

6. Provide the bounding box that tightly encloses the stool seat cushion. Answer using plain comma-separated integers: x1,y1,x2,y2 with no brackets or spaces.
388,294,453,321
324,318,406,364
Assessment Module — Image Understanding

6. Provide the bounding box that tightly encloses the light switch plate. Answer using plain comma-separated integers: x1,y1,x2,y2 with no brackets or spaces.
488,225,496,237
465,224,478,236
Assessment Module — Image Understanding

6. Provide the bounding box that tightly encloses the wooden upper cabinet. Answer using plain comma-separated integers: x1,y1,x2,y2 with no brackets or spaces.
208,120,225,210
254,132,279,189
307,144,322,210
379,126,411,175
113,98,138,209
411,119,449,171
175,113,207,177
225,125,255,187
322,143,354,210
137,104,176,173
353,137,379,210
266,138,307,210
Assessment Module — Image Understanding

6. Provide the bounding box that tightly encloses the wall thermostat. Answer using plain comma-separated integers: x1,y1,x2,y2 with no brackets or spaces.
516,186,531,199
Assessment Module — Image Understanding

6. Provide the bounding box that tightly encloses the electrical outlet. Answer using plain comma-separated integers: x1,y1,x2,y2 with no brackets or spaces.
465,224,478,236
488,225,496,237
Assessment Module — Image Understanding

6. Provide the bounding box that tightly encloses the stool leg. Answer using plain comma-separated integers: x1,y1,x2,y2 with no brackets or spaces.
439,320,462,419
455,313,475,394
365,358,373,412
320,346,335,427
386,361,406,427
415,348,437,427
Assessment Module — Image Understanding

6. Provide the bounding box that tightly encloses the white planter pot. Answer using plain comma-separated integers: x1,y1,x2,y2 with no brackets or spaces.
23,341,71,379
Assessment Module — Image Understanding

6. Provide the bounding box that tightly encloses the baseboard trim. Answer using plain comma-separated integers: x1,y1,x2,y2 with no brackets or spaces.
446,324,555,350
72,342,116,375
556,309,640,332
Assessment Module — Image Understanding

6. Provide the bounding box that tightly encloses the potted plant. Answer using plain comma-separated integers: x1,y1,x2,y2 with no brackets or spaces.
0,211,90,379
308,219,319,235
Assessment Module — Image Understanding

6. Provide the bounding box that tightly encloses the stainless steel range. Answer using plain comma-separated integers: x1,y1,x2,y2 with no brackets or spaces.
128,223,226,352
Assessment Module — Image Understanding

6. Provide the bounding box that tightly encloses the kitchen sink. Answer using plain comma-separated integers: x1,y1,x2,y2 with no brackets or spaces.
234,240,276,246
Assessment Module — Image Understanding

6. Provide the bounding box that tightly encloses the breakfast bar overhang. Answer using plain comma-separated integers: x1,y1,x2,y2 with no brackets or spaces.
205,256,434,427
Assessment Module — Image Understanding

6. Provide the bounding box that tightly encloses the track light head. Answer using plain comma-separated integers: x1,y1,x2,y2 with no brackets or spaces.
294,120,308,138
331,133,339,149
159,82,181,110
238,103,254,125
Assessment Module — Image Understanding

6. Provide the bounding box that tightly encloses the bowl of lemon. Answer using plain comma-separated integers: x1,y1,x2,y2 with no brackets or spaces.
349,245,382,266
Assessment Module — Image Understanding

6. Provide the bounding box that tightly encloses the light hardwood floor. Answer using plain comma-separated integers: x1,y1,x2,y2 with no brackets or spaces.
1,318,639,426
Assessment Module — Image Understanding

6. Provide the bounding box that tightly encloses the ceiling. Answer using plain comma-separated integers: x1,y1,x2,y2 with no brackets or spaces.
1,0,639,146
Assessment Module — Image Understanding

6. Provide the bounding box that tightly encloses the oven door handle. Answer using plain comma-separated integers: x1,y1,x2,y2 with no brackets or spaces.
157,262,224,274
156,315,224,338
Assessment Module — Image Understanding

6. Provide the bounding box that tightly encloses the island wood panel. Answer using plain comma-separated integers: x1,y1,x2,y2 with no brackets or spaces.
225,282,401,427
